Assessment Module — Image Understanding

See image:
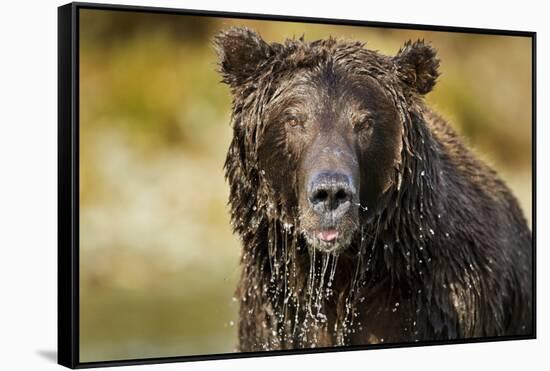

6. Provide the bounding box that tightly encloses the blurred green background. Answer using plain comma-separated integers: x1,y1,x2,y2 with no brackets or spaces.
78,8,532,362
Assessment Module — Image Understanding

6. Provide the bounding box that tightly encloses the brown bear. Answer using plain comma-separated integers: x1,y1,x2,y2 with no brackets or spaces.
214,27,532,352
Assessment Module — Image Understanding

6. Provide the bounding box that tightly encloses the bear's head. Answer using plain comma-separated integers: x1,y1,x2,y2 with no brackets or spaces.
215,27,439,254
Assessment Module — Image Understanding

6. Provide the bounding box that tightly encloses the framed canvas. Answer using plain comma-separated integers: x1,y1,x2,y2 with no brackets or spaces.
58,2,536,368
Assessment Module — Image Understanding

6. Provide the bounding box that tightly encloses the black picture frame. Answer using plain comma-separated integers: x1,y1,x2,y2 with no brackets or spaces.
58,2,537,368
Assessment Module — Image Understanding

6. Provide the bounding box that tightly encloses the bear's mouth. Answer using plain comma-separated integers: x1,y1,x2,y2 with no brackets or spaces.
316,229,342,252
305,226,353,253
318,229,339,242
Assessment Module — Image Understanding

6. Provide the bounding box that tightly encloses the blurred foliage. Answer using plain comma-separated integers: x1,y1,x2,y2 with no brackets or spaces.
79,8,532,362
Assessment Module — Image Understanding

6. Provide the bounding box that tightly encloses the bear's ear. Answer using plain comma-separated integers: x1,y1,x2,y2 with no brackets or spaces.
214,27,273,87
393,40,440,95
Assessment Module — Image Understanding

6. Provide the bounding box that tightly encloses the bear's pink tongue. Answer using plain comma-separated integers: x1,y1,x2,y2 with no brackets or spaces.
319,229,339,242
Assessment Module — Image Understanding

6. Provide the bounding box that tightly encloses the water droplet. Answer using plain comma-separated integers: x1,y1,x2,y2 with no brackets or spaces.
395,302,400,307
445,232,450,238
252,205,257,211
231,297,237,302
429,228,434,235
420,170,425,176
229,321,235,327
355,203,368,212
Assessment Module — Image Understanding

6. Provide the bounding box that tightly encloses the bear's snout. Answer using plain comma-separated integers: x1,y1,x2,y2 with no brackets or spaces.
308,171,356,220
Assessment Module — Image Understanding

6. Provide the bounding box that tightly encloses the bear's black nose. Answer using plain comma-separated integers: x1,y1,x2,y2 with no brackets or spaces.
308,171,355,217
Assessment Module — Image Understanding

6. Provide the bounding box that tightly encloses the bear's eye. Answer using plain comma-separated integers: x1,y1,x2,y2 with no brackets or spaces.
355,117,374,132
286,117,304,129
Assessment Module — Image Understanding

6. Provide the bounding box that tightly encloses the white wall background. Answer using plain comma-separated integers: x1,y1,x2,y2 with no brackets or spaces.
0,0,546,369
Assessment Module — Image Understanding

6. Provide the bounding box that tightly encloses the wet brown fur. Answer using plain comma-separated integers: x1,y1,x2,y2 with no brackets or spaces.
214,27,532,351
